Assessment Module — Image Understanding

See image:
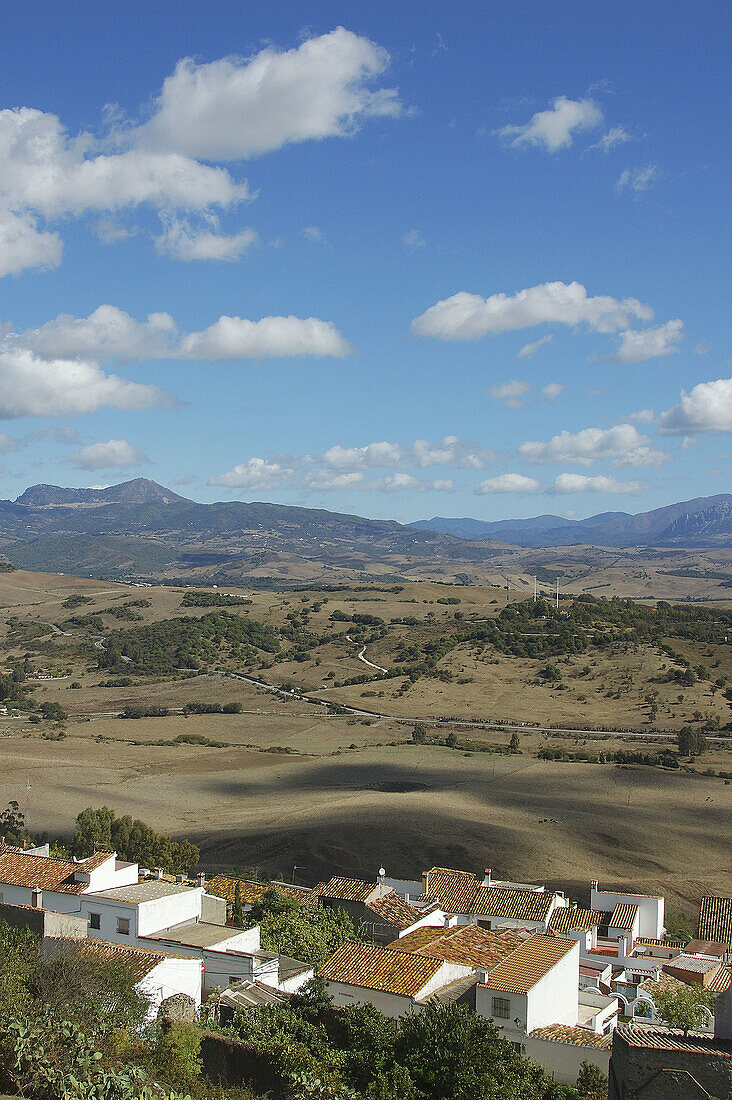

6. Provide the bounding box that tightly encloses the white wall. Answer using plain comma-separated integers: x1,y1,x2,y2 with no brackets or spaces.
324,981,413,1020
521,1035,610,1085
397,908,447,936
136,889,203,937
138,958,202,1019
382,877,423,899
526,943,580,1033
590,888,664,939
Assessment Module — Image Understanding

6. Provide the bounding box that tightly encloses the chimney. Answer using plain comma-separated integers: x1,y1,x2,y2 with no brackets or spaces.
21,839,28,850
31,888,42,908
197,872,206,888
154,867,163,880
590,880,599,892
0,835,5,848
618,934,627,960
483,868,492,887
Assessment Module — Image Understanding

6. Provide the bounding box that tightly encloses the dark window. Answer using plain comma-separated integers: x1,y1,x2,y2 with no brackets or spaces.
89,912,101,930
116,916,130,935
492,996,511,1019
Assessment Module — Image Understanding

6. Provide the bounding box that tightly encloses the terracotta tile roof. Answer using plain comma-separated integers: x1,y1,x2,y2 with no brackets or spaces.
549,908,605,934
609,903,639,930
0,850,90,894
421,868,480,914
636,937,687,950
77,852,115,872
391,924,528,971
707,964,732,995
321,877,377,903
482,934,577,994
530,1024,612,1049
301,882,327,907
471,886,555,923
320,940,444,998
616,1025,732,1055
385,927,448,952
367,891,426,930
698,896,732,948
79,939,171,982
205,876,268,906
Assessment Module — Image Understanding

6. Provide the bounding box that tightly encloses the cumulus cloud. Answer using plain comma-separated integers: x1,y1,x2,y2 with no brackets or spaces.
1,30,399,275
475,473,541,494
411,281,653,340
403,229,426,251
541,382,564,402
616,164,661,193
551,473,645,494
586,125,632,153
303,470,452,493
64,438,149,471
0,209,63,277
611,320,684,363
496,96,603,152
15,305,177,360
179,315,351,359
519,423,668,468
9,306,349,362
658,377,732,435
627,408,655,423
155,220,258,261
134,28,401,161
487,379,531,409
517,334,553,359
302,226,325,242
0,347,175,418
320,436,493,470
209,457,292,490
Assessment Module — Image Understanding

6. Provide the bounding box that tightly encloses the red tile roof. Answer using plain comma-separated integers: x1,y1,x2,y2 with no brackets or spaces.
0,850,91,894
320,940,444,998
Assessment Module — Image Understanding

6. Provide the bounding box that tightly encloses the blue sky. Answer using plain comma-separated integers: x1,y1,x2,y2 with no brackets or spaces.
0,0,729,521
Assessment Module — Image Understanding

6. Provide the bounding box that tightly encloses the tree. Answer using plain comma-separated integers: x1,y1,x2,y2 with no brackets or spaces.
232,880,244,927
411,723,428,744
0,801,25,844
576,1061,608,1100
248,888,366,967
72,806,114,857
677,727,707,757
653,983,715,1036
509,731,520,753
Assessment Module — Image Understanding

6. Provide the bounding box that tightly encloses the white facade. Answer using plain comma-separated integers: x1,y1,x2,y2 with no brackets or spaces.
590,887,664,940
324,959,473,1020
521,1034,611,1085
137,957,203,1019
476,939,580,1039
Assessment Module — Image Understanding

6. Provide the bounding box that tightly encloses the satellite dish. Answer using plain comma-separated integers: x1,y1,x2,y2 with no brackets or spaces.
378,867,386,877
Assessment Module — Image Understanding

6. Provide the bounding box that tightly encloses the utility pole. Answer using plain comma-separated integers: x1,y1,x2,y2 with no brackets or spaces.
533,576,537,602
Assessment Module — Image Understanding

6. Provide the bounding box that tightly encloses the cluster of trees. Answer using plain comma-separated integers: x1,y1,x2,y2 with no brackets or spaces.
181,591,252,607
98,611,280,674
72,807,199,875
678,726,707,756
182,701,242,715
216,980,604,1099
538,746,681,769
0,668,28,705
240,888,366,968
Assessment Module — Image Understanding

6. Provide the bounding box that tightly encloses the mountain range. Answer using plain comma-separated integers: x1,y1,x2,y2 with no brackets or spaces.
1,479,731,585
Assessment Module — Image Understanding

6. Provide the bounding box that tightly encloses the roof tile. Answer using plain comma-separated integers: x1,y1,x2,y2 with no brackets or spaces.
482,934,577,994
698,896,732,948
320,940,444,998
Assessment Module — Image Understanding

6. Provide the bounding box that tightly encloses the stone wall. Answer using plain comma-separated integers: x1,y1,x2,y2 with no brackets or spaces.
608,1029,732,1099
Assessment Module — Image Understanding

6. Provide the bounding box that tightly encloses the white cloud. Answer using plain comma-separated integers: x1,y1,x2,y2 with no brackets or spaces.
551,473,645,494
517,334,553,359
135,28,401,160
613,446,671,470
16,305,177,360
302,226,324,242
0,347,175,418
519,423,663,467
403,229,426,251
94,217,137,244
64,438,149,471
496,96,603,152
627,408,655,423
586,125,632,153
320,436,493,470
0,432,19,453
616,164,661,193
611,320,684,363
487,379,531,409
10,306,349,362
476,473,541,494
541,382,564,402
411,281,653,340
658,377,732,435
179,315,350,359
302,469,452,492
155,220,258,261
0,209,63,277
209,457,291,490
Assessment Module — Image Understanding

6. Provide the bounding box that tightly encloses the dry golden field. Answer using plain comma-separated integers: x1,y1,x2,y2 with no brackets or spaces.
1,567,730,916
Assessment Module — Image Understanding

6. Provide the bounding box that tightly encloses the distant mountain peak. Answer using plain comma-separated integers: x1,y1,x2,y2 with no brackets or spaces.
16,479,192,507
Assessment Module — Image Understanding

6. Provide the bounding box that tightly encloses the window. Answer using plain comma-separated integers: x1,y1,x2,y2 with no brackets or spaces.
88,912,101,930
116,916,130,935
492,997,511,1019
